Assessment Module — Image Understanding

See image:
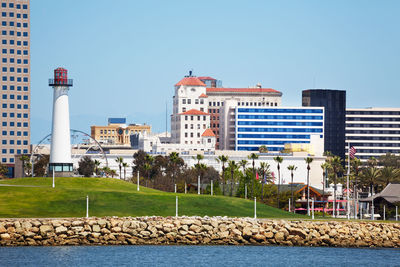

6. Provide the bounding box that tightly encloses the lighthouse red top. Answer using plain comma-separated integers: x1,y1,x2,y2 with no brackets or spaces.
49,67,73,87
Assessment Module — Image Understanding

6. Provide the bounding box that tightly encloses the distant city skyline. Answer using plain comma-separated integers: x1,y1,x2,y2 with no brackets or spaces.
30,0,400,142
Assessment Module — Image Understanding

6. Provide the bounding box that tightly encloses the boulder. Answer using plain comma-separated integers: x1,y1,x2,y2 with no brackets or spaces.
55,226,68,234
39,225,53,234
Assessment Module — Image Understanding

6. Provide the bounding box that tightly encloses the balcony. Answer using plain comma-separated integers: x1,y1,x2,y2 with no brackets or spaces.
49,79,73,87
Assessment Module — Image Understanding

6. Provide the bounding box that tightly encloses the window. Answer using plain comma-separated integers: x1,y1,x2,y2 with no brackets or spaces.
185,124,188,129
187,99,191,104
208,138,211,143
200,99,204,104
191,116,193,120
190,124,194,129
185,133,188,137
195,99,199,104
1,140,6,145
190,133,193,137
197,133,200,137
10,140,15,145
182,99,186,104
185,116,188,120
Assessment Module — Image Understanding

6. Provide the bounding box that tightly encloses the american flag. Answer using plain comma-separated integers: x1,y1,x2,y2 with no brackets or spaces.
349,146,357,159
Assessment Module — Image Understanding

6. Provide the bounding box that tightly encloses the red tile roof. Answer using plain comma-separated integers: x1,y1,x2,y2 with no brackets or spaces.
175,77,206,86
201,128,216,137
178,109,210,116
206,88,280,93
198,76,216,81
199,93,208,98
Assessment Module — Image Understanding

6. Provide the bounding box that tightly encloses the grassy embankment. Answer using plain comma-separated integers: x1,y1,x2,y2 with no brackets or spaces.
0,177,305,219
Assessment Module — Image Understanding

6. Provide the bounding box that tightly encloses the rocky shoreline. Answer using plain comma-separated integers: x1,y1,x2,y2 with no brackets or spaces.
0,217,399,247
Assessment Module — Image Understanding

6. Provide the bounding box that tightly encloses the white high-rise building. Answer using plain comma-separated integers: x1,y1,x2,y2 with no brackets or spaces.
346,107,400,161
171,73,213,146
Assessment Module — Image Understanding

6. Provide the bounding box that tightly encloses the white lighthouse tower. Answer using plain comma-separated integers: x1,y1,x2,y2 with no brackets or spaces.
48,68,73,176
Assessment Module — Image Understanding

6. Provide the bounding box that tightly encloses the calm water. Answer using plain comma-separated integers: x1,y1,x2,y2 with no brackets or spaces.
0,246,398,267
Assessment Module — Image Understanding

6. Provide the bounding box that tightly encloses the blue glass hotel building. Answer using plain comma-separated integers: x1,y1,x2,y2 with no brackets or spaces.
235,107,324,152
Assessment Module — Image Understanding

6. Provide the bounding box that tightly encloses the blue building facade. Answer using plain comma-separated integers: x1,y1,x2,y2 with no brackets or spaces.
235,107,324,151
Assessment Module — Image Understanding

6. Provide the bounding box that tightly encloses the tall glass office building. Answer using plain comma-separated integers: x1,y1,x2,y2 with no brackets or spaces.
235,107,324,152
302,89,346,159
0,0,30,176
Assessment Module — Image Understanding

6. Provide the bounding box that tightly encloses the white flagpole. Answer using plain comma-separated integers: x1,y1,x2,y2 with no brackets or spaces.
347,142,350,220
137,171,140,191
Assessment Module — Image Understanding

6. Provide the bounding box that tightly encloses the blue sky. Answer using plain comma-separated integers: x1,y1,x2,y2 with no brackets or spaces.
30,0,400,142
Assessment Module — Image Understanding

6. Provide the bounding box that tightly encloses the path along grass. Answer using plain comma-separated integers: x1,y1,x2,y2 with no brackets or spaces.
0,177,305,219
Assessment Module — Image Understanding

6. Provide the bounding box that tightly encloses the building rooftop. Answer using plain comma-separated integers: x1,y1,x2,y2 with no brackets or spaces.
206,87,281,94
178,109,210,116
198,76,216,81
201,129,216,137
175,77,206,87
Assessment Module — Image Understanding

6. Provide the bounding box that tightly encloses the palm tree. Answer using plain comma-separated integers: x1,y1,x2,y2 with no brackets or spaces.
378,166,400,188
143,163,152,187
259,162,271,200
18,155,30,177
216,155,229,195
228,160,238,197
248,153,259,198
304,157,313,216
287,165,297,212
110,169,117,178
239,159,248,174
122,162,128,180
330,156,343,218
320,162,330,217
94,160,101,176
169,152,180,187
193,154,204,166
115,157,124,179
273,156,283,208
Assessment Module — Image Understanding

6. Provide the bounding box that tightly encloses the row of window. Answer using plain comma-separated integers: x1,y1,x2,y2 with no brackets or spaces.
1,121,28,127
0,113,28,118
237,146,282,151
209,109,220,114
238,140,309,145
1,130,28,136
237,115,323,120
2,94,27,99
1,30,28,36
347,143,400,147
2,158,13,163
346,130,400,134
238,127,323,133
2,85,28,90
182,98,204,105
1,76,28,82
2,58,29,64
346,136,400,141
238,134,311,139
346,117,400,122
184,115,207,121
354,149,400,154
1,149,28,154
1,3,28,9
238,121,323,126
1,140,28,145
1,48,28,54
181,107,205,113
2,94,28,100
1,11,28,17
184,124,207,130
2,39,28,46
238,102,278,107
184,132,202,138
1,21,28,27
346,123,400,128
209,101,223,107
347,111,400,115
2,67,28,73
238,108,323,114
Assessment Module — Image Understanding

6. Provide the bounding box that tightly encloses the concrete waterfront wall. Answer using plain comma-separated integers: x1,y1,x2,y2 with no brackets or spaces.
0,217,399,247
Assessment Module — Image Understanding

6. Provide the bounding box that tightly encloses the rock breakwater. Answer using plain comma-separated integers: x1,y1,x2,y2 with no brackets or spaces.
0,217,399,247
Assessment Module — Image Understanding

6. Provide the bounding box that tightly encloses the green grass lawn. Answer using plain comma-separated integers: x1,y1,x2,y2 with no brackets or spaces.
0,177,305,219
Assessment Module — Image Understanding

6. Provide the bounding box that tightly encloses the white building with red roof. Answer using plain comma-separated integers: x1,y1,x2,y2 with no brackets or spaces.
171,72,215,149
